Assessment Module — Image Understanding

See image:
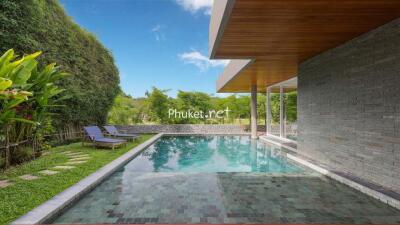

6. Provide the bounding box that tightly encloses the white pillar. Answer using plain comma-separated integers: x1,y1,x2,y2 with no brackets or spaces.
266,87,271,135
280,85,285,138
251,84,257,139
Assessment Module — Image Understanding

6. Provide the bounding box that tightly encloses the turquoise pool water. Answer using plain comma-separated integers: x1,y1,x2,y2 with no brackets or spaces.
124,135,302,172
52,135,400,224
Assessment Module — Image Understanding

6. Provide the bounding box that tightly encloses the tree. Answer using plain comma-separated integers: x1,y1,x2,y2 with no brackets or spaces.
146,87,171,124
175,91,213,124
286,91,297,122
108,93,147,125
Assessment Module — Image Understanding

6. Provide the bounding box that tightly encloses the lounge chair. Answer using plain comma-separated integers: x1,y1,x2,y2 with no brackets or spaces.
103,125,139,141
83,126,126,149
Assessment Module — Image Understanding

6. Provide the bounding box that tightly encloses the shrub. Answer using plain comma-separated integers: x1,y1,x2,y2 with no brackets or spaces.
11,147,35,165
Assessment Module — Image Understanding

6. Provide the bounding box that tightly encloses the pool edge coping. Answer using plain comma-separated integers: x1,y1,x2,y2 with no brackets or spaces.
259,137,400,210
11,133,164,225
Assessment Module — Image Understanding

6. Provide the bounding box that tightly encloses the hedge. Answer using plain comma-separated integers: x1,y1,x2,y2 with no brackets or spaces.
0,0,120,128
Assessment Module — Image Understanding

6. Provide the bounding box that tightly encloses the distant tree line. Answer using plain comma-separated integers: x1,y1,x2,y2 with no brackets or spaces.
108,88,297,125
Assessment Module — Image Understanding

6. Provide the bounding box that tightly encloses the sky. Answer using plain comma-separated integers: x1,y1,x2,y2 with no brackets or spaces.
59,0,229,98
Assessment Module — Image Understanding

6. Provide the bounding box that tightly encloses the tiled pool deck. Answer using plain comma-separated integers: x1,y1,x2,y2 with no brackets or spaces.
53,170,400,224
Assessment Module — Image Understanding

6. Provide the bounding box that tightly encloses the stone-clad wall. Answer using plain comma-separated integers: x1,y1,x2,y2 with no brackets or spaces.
115,124,299,135
298,18,400,192
116,124,264,134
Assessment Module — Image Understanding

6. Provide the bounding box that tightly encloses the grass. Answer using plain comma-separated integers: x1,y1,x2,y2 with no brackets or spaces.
0,134,153,225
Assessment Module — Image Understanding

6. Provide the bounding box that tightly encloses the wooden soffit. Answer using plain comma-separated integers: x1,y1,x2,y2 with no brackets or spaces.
210,0,400,93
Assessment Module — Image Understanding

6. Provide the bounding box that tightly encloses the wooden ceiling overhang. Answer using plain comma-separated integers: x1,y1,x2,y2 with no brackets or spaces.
209,0,400,93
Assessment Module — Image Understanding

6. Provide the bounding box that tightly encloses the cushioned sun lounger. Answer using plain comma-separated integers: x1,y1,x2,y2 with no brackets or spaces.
83,126,126,149
103,125,139,141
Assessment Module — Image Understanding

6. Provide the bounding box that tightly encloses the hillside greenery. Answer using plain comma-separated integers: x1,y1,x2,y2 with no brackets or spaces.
0,0,120,128
108,88,297,125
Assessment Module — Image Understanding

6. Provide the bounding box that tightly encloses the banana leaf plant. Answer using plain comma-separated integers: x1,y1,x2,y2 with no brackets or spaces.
17,63,70,151
0,49,40,168
0,49,69,168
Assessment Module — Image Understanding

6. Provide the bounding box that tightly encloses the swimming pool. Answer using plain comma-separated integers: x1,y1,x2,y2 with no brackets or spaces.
122,135,302,173
52,135,400,224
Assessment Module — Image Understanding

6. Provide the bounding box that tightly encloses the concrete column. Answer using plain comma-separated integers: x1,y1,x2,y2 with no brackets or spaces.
279,85,285,138
250,84,257,139
266,87,271,135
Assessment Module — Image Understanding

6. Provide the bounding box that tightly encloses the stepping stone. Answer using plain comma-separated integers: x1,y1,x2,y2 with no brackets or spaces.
0,180,13,188
70,157,91,161
19,174,40,180
70,154,90,158
65,152,84,156
54,166,75,170
68,153,89,156
65,161,87,165
38,170,59,175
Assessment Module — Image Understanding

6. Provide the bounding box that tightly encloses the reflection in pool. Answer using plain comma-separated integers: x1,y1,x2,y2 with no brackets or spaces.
125,135,302,172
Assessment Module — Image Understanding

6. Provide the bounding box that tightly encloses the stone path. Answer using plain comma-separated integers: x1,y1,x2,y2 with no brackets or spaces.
19,174,40,180
54,165,76,170
69,157,90,161
0,180,13,188
0,151,91,189
39,170,59,175
65,161,87,165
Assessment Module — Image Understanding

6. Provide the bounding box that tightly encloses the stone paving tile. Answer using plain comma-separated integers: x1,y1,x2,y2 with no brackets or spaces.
0,180,13,188
65,161,87,165
54,172,400,224
38,170,59,175
54,165,75,170
19,174,40,181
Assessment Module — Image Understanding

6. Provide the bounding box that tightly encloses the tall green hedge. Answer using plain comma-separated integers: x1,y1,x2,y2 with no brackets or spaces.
0,0,120,128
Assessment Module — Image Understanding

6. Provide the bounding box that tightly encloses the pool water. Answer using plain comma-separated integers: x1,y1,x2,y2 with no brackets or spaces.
124,135,302,173
52,136,400,224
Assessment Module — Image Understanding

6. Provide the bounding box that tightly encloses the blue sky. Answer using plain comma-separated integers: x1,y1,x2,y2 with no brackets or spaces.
59,0,228,98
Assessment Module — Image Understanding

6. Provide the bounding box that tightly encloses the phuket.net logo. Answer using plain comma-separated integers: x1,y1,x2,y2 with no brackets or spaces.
168,107,231,119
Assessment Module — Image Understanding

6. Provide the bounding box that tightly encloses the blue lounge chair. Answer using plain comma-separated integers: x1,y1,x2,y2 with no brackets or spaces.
103,125,139,141
83,126,126,149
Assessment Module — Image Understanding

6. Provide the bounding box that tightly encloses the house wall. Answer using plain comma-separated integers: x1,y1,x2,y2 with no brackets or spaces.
298,18,400,192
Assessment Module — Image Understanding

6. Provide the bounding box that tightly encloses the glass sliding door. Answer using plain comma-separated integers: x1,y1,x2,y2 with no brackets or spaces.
285,91,297,141
265,77,297,142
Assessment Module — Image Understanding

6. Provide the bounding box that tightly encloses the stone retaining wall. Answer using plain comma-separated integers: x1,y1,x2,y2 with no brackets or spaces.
116,124,297,136
115,124,261,134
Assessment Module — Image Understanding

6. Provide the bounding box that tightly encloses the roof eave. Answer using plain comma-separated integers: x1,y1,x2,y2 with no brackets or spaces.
216,59,254,93
209,0,235,59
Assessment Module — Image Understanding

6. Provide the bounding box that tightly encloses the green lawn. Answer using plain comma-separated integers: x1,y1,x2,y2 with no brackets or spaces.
0,134,153,225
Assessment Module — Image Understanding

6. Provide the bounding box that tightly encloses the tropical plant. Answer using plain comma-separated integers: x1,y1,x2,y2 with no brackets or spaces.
0,49,39,168
0,49,68,168
12,62,69,151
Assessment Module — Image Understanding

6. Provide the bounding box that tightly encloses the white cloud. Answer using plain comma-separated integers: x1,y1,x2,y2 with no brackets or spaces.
213,93,233,98
175,0,213,15
178,50,229,71
150,24,166,42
